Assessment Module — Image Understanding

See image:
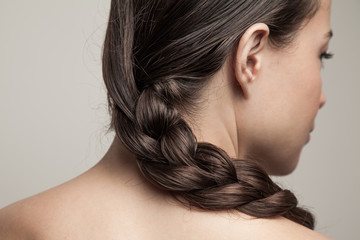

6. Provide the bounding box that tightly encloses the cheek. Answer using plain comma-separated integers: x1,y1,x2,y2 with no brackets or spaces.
296,69,323,117
279,57,322,115
237,56,323,174
247,71,321,174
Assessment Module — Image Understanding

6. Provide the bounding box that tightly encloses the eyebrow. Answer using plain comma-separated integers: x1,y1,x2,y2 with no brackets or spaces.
325,30,333,39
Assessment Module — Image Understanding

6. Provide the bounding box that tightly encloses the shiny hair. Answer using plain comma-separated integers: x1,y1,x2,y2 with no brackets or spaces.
102,0,319,229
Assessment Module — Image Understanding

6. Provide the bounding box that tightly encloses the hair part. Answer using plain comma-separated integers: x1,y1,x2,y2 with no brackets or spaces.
102,0,320,229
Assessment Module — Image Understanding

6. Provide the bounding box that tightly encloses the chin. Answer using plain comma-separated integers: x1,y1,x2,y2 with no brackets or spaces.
267,153,301,176
269,164,298,176
242,141,303,176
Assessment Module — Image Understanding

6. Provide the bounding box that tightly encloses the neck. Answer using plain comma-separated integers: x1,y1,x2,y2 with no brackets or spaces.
186,60,241,159
95,136,171,197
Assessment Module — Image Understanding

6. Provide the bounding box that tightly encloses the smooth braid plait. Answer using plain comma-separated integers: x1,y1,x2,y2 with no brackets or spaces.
127,82,314,228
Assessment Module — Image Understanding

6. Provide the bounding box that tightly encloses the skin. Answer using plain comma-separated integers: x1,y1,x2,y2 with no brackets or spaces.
194,0,332,175
0,0,332,239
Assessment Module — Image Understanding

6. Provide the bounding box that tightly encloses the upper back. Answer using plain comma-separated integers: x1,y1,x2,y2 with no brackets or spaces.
0,162,331,240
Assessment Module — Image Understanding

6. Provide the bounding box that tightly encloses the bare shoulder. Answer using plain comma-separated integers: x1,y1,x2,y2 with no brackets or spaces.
166,209,333,240
0,160,162,240
232,216,332,240
221,214,330,240
0,176,86,239
0,166,111,240
0,198,35,239
0,185,72,240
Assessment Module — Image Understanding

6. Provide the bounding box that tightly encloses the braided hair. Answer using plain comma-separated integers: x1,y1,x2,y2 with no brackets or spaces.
102,0,320,229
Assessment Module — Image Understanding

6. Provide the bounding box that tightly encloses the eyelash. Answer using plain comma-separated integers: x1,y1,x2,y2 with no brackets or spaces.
320,52,333,68
320,52,333,61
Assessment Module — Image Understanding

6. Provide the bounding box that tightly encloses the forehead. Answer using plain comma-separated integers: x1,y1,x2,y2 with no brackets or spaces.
298,0,331,41
322,0,332,11
308,0,331,29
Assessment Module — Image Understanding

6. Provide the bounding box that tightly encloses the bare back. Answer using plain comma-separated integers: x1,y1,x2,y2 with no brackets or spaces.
0,145,331,240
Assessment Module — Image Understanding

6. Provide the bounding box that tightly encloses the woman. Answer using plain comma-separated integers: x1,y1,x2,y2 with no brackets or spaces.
0,0,333,239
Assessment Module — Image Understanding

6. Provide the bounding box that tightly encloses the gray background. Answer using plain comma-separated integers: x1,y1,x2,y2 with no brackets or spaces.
1,1,359,239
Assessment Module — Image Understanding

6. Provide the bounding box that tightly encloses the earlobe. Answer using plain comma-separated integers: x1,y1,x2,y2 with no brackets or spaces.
234,23,269,99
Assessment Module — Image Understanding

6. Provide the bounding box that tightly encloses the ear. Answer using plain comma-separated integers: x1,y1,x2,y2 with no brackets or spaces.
234,23,269,99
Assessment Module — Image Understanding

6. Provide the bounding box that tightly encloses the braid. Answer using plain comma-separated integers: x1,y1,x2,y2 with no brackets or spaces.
103,0,319,231
126,82,315,229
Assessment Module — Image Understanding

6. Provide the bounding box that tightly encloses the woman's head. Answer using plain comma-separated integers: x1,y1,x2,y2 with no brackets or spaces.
228,0,332,175
102,0,331,229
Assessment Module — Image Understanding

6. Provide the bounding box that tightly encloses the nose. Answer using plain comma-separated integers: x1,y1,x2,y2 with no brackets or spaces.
319,91,326,109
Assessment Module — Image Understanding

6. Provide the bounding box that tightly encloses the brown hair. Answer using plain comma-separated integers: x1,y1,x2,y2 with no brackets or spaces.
102,0,319,229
